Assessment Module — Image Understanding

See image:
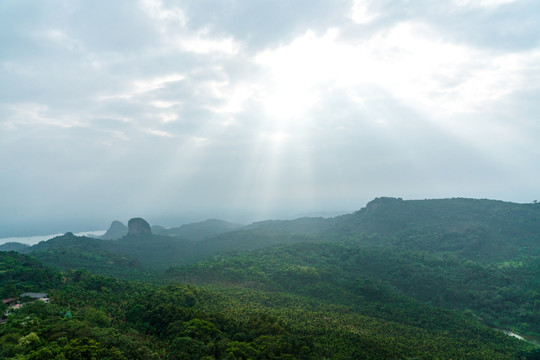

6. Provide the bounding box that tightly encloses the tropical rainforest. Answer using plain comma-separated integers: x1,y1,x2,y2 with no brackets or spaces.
1,197,540,359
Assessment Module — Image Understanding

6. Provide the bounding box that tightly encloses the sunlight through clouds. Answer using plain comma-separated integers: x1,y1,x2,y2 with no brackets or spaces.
245,15,540,210
1,0,540,233
254,21,540,122
255,29,341,121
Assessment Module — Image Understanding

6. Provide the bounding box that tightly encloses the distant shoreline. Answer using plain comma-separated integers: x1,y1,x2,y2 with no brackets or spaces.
0,230,106,247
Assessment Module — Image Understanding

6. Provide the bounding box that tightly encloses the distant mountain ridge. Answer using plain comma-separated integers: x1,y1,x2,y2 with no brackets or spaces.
0,242,30,252
100,220,128,240
333,197,540,234
324,197,540,261
243,217,334,235
5,196,540,273
3,197,540,357
159,219,243,240
94,219,243,241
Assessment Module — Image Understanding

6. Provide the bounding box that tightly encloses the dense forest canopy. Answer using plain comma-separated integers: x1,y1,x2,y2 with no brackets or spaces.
2,198,540,359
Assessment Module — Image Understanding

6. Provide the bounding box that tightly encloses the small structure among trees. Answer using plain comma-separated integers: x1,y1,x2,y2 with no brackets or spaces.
20,292,49,303
2,298,16,306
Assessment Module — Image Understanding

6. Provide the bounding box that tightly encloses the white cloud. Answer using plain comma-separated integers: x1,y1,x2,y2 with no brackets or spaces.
254,21,540,123
444,50,540,110
99,73,185,100
180,30,240,55
151,100,179,109
144,128,174,137
133,73,186,95
255,29,341,119
206,81,256,114
159,113,178,123
260,131,290,144
2,0,540,233
138,0,240,56
139,0,187,25
3,103,83,129
350,0,378,24
454,0,518,8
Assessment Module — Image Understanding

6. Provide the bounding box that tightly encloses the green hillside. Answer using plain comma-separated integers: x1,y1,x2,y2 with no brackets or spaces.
1,251,537,359
163,219,244,240
0,242,30,252
24,232,194,277
5,197,540,358
167,241,540,335
329,197,540,260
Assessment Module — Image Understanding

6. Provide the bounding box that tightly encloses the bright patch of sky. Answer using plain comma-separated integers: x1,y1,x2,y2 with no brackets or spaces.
1,0,539,236
350,0,378,24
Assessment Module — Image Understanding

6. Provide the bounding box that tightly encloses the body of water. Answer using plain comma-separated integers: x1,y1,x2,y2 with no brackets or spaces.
0,230,106,246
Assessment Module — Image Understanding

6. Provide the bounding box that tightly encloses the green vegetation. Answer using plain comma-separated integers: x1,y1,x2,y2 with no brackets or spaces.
0,242,30,252
161,219,243,240
2,197,540,358
168,242,540,335
0,251,62,298
1,251,537,359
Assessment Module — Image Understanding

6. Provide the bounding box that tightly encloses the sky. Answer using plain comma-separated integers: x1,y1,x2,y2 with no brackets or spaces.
1,0,540,236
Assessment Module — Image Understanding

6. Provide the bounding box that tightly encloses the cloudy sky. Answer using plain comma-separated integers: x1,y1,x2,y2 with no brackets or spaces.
1,0,540,236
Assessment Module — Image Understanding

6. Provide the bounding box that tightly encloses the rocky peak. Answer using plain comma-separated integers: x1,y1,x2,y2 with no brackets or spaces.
101,220,128,240
127,218,152,237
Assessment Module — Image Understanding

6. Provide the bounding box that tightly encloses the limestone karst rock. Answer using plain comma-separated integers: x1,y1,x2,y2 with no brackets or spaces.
101,220,128,240
127,218,152,237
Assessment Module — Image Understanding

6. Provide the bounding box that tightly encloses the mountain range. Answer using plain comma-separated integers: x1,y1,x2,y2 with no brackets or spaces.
2,197,540,359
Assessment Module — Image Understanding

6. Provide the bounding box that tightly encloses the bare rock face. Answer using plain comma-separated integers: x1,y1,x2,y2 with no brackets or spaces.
127,218,152,237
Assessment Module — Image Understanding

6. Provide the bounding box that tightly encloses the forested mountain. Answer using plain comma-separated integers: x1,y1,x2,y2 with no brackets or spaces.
326,197,540,261
243,217,335,235
159,219,243,240
99,220,128,240
167,241,540,337
23,232,192,277
93,219,243,241
1,251,538,359
17,197,540,271
3,197,540,358
0,242,29,252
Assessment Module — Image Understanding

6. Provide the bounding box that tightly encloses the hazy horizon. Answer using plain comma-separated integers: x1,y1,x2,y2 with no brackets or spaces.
0,204,355,238
2,0,539,237
0,206,354,239
1,195,536,239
